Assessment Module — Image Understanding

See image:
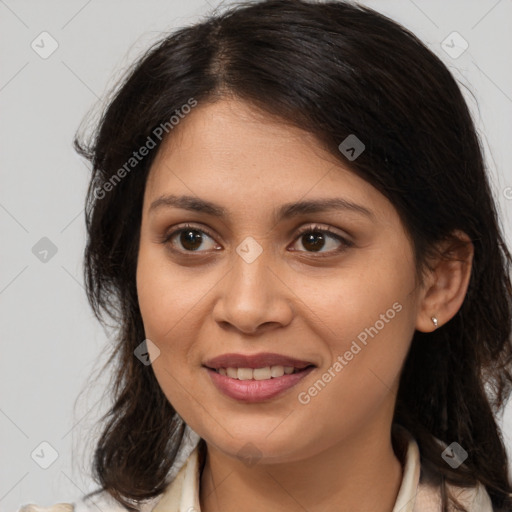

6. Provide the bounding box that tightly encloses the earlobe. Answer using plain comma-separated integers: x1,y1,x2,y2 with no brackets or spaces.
415,231,474,333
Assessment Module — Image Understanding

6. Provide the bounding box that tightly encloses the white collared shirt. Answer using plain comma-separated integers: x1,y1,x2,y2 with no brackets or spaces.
16,425,494,512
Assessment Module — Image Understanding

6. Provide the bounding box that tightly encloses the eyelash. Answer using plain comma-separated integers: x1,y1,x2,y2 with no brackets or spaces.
159,223,353,257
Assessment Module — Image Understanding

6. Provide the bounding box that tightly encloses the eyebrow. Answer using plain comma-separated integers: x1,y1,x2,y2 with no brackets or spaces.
148,194,375,220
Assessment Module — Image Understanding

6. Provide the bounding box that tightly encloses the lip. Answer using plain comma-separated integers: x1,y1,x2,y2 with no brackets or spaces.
205,366,316,402
202,352,316,370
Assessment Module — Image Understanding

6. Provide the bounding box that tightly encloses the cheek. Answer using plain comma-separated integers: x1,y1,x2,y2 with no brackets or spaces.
296,252,417,401
135,244,220,384
136,254,188,393
296,254,415,346
135,250,202,411
136,245,198,340
294,299,414,450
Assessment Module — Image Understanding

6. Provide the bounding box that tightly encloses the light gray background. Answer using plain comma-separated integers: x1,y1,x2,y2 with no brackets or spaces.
1,0,511,510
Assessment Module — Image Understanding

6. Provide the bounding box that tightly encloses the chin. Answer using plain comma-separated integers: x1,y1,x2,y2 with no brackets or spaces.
203,431,314,466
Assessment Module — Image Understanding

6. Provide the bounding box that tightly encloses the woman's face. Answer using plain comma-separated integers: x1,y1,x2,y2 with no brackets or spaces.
136,98,424,463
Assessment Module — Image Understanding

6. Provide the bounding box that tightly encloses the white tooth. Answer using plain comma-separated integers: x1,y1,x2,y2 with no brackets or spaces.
270,365,285,377
222,366,299,380
253,366,271,380
227,367,238,378
237,368,253,380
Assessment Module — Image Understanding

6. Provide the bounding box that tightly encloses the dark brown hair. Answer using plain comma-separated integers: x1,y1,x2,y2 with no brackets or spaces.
74,0,512,510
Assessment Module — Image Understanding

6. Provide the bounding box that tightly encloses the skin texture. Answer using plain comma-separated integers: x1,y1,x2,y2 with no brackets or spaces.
136,98,473,512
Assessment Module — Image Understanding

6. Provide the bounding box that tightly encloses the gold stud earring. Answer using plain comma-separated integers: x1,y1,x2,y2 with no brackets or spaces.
431,316,439,329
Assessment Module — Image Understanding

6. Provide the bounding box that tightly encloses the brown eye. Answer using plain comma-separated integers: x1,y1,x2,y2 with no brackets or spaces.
300,232,328,252
291,225,353,254
161,224,219,253
177,229,205,251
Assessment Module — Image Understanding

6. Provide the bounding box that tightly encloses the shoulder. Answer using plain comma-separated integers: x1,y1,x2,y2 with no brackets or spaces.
392,424,495,512
415,478,495,511
16,505,74,512
447,481,495,512
15,490,140,512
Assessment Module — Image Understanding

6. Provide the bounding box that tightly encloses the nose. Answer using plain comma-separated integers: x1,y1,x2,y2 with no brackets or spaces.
211,247,294,335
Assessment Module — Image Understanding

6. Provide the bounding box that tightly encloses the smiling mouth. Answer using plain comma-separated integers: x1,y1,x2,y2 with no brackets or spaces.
206,365,315,380
204,364,316,402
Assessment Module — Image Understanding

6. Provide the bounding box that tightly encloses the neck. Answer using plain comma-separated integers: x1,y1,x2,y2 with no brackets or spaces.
199,422,404,512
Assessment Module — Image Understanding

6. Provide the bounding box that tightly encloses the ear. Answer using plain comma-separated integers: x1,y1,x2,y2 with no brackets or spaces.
415,230,474,332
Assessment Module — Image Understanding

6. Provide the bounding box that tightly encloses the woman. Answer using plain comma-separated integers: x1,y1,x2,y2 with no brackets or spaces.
17,0,512,511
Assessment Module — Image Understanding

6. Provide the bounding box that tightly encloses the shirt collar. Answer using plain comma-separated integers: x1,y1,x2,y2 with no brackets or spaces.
391,424,421,512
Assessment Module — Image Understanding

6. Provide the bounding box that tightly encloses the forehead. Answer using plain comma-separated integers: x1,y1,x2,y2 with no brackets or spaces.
147,98,335,178
143,98,392,221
